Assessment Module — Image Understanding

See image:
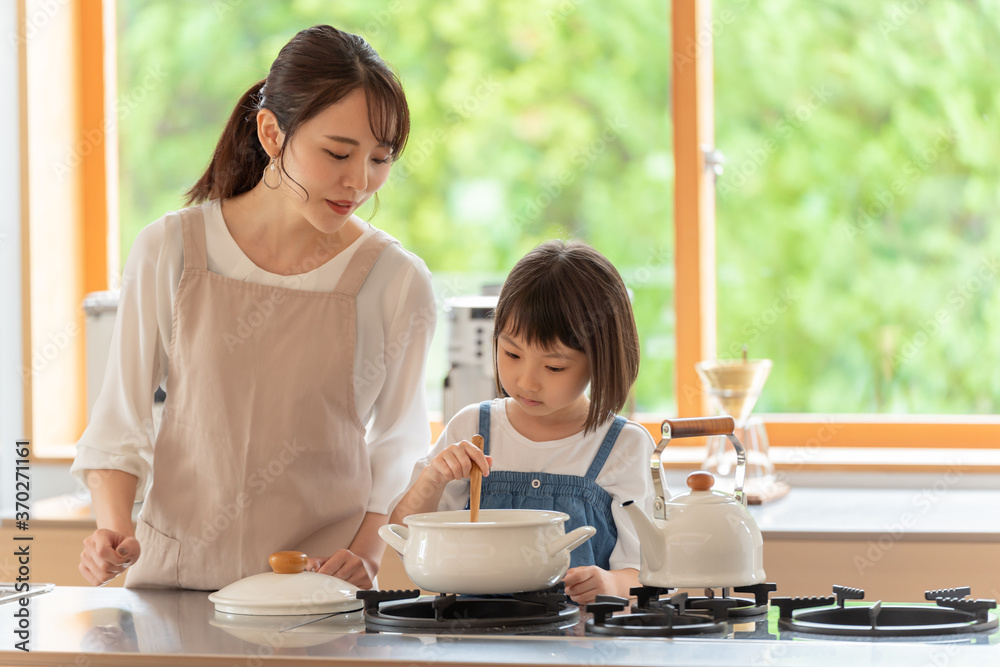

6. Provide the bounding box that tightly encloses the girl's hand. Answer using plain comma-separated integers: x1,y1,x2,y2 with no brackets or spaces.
423,440,492,487
562,566,639,605
561,566,612,605
79,528,141,586
308,549,373,589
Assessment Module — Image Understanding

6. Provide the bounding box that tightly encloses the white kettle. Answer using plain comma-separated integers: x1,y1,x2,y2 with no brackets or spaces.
620,416,766,588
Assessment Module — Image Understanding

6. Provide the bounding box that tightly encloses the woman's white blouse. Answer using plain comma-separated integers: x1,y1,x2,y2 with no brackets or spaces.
71,200,437,514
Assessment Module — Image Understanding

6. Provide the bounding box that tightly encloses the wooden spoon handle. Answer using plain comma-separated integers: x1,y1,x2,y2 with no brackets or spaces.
469,434,485,522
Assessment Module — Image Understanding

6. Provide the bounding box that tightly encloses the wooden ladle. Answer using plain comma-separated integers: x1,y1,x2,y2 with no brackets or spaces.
469,434,485,522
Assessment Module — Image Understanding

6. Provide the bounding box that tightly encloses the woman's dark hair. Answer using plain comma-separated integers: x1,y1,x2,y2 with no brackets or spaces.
185,25,409,204
492,240,640,434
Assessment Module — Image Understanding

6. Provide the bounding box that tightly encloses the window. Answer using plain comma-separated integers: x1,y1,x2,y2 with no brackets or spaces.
30,1,996,457
116,1,677,418
709,0,1000,447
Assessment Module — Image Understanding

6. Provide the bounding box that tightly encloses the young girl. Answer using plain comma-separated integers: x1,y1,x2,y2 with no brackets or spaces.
73,25,435,591
390,240,654,605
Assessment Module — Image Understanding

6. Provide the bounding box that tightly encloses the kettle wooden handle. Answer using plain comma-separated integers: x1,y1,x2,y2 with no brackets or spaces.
661,416,735,439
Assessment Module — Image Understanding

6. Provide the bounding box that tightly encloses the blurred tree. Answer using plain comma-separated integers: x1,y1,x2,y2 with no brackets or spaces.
117,0,675,414
117,0,999,415
714,0,1000,413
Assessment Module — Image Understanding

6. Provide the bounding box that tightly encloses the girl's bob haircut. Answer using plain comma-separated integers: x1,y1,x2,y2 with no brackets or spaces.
492,240,640,433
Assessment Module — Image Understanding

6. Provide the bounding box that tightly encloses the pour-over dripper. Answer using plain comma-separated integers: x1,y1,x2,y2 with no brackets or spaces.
694,359,772,425
695,358,787,504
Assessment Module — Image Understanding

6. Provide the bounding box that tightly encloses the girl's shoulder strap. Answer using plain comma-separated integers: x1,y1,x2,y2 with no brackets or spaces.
584,415,627,480
477,400,493,455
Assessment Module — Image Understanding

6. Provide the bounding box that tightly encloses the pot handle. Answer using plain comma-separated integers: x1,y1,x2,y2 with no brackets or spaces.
378,524,409,554
546,525,596,557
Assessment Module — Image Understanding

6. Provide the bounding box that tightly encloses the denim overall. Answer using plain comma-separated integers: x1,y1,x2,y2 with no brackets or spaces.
474,401,624,569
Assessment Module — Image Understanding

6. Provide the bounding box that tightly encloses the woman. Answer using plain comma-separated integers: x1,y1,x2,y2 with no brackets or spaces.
73,25,435,591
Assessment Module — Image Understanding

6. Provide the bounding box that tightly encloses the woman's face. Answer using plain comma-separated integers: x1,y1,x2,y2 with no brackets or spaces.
277,87,394,234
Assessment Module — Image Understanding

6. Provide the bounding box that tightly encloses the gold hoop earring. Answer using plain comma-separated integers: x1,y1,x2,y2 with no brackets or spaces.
263,154,282,189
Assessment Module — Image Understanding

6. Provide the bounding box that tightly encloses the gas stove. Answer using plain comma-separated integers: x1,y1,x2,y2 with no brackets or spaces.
357,583,999,645
4,586,1000,667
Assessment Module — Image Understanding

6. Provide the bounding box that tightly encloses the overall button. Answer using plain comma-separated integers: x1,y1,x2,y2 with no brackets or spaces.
531,479,541,489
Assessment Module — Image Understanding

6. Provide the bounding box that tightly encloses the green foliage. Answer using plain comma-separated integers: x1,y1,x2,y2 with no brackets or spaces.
714,0,1000,413
117,0,674,414
117,0,999,416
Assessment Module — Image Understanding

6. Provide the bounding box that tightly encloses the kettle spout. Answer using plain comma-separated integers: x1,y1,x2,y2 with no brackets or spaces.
621,500,665,572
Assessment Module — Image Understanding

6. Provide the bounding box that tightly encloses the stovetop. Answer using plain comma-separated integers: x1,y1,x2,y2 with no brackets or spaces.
3,586,1000,667
358,583,1000,645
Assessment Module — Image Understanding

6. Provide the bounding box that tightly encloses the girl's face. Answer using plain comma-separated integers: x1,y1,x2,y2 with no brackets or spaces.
496,330,591,424
277,87,394,234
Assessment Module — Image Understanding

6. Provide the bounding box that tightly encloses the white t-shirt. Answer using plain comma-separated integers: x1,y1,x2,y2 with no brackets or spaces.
398,398,656,571
71,199,436,514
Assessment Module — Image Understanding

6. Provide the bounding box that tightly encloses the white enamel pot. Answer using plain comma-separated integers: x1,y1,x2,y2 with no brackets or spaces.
379,509,596,594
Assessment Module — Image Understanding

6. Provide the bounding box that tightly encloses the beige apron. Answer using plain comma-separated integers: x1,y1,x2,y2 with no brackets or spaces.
126,205,395,590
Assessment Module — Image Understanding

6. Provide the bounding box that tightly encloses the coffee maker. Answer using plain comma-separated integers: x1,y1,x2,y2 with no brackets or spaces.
441,295,499,424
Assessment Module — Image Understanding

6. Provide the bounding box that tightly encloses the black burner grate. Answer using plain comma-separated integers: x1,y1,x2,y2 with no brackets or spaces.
357,586,580,634
773,585,999,638
584,582,778,638
634,583,777,619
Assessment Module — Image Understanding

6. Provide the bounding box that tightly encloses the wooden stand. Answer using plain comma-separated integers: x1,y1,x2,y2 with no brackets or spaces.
745,478,791,505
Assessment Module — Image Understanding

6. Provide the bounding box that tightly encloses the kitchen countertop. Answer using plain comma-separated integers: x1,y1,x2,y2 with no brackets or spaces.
0,586,998,667
7,479,1000,541
650,469,1000,542
745,487,1000,542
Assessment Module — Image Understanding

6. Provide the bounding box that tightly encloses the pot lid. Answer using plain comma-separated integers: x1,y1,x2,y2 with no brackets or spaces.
667,471,738,506
208,551,363,616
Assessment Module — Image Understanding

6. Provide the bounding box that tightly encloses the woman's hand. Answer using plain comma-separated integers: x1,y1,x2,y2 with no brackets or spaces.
561,566,639,605
424,440,492,487
308,550,373,589
79,528,141,586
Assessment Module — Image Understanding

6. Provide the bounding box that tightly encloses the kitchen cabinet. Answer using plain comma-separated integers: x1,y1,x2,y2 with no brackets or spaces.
1,485,997,666
0,516,408,591
746,486,1000,601
5,482,999,601
11,517,991,604
762,538,997,601
0,521,123,588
